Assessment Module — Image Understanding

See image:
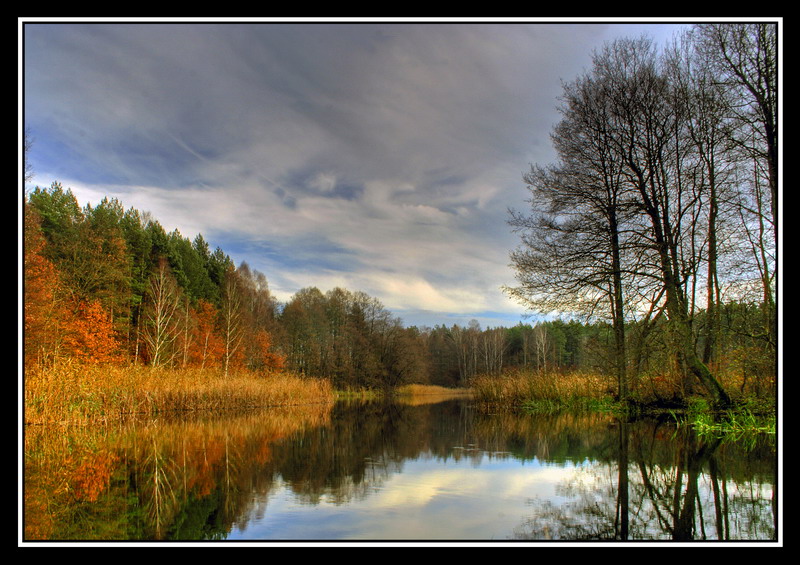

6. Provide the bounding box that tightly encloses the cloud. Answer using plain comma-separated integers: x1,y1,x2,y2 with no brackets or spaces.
23,20,691,326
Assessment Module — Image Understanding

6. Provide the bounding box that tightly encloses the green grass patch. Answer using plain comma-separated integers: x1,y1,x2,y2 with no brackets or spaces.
673,397,776,440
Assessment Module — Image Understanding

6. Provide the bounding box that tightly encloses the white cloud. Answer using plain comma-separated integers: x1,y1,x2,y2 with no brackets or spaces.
24,20,692,326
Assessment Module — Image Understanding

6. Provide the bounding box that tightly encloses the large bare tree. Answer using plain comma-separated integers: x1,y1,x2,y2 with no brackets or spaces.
509,35,743,407
507,53,641,401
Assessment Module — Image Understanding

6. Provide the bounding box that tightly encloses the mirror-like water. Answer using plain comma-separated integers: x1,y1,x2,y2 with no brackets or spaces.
23,398,777,543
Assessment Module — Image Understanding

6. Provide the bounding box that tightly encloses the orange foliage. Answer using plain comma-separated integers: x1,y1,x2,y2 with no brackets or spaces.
68,450,119,502
63,300,124,364
250,328,286,372
187,299,224,368
24,204,64,367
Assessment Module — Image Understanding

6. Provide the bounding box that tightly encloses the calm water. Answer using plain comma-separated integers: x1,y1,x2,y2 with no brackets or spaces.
23,397,778,543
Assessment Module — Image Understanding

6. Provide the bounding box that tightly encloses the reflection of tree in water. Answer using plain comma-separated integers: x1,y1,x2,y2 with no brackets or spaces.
511,422,776,541
270,399,428,506
23,405,331,541
25,400,775,541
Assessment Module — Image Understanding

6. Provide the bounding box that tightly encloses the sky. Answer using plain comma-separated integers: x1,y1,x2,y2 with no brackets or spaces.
21,18,693,329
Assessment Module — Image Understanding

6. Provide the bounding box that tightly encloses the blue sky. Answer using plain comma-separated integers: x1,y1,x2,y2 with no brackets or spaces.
21,18,692,329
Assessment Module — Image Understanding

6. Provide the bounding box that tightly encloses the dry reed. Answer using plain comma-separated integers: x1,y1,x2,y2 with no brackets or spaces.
396,384,473,397
23,360,335,426
470,368,609,407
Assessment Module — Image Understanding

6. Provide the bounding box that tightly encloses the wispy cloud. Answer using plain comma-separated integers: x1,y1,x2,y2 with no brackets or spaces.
23,19,689,327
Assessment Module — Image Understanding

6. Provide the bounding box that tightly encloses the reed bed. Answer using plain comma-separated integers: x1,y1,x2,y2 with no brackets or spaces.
471,366,777,418
23,360,335,426
470,369,612,411
396,384,473,397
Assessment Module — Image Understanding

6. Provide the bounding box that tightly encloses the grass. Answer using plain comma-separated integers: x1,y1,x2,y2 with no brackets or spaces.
24,360,335,426
678,397,776,440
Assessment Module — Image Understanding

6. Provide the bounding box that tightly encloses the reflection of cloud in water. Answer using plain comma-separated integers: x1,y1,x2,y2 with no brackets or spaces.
229,455,584,540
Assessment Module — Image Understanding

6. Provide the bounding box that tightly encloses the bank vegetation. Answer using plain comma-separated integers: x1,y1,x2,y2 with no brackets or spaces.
23,24,777,425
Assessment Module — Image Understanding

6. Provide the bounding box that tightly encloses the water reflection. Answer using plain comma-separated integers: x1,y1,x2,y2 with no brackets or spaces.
511,421,776,541
23,399,777,542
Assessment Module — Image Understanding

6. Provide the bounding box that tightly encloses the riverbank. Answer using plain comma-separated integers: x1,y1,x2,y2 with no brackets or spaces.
469,368,777,437
23,361,335,426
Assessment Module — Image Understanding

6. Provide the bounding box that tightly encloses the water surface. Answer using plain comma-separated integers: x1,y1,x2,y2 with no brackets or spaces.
23,397,777,543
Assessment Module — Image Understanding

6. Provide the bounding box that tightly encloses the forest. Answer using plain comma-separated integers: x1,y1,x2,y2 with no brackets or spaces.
22,23,777,415
23,183,623,390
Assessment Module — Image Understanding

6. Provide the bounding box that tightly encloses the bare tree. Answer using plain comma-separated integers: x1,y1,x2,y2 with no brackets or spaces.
480,327,507,375
594,37,732,407
220,266,245,377
663,31,740,366
507,52,641,400
693,23,778,236
24,127,35,184
143,258,182,367
510,35,740,407
693,23,778,354
532,323,551,375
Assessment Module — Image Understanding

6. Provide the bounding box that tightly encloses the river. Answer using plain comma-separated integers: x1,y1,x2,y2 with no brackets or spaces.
22,396,778,544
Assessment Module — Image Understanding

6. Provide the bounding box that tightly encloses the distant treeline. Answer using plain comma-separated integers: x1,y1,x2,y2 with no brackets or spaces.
24,180,774,398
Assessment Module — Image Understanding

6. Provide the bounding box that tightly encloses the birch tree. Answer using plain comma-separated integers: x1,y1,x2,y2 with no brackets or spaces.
220,266,245,377
143,258,182,367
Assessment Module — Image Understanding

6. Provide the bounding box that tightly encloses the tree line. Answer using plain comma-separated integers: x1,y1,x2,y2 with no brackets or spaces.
23,184,607,391
23,24,777,402
24,185,280,375
23,177,774,398
505,24,777,407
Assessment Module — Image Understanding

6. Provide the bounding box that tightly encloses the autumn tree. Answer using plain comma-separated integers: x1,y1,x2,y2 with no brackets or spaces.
27,185,133,339
380,325,430,389
246,329,285,373
188,299,224,369
237,262,283,373
62,300,124,365
280,287,329,378
24,202,65,367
